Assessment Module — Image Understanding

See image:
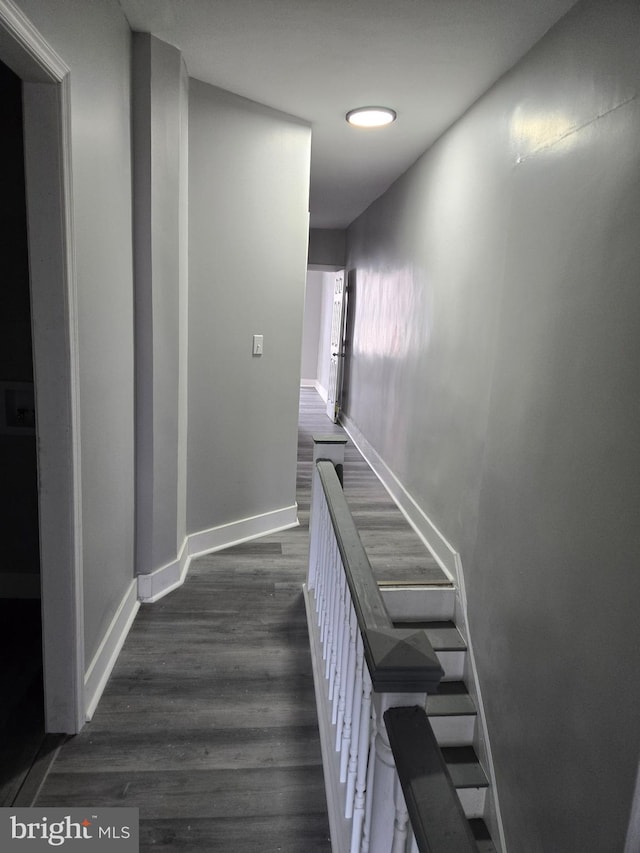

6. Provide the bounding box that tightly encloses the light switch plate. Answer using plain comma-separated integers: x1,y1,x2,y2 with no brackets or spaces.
252,334,264,356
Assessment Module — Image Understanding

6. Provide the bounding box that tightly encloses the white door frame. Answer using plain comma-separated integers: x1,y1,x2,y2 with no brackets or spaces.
0,0,84,733
325,271,346,423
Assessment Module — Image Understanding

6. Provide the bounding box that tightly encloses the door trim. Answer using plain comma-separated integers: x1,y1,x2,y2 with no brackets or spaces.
325,271,345,423
0,0,85,733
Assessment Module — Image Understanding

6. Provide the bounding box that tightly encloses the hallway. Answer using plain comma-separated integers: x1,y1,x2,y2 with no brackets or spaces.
31,389,446,850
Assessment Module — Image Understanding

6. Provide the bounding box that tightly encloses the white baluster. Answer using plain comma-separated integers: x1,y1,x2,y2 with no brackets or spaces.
361,702,377,853
313,505,327,651
317,500,330,637
319,510,330,642
391,773,409,853
325,539,338,674
333,568,347,726
368,692,427,853
350,668,372,852
321,503,338,650
307,483,320,593
314,497,329,611
328,542,341,695
340,605,358,778
346,628,364,818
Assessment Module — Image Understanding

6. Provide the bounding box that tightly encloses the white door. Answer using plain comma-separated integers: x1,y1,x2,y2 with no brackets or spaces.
326,272,346,423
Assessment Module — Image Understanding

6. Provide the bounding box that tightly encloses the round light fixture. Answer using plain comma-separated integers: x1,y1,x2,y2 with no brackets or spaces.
346,106,397,128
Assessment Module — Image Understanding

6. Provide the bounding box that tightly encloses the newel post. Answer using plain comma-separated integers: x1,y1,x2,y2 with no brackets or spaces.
308,435,347,591
366,692,427,853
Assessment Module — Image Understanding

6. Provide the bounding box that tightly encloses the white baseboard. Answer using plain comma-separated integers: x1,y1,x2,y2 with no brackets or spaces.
137,538,190,603
300,379,328,402
340,413,458,585
137,503,299,603
187,502,299,559
0,572,41,598
84,579,139,721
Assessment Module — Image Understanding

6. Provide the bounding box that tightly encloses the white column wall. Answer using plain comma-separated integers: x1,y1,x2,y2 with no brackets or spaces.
301,271,324,384
133,33,189,575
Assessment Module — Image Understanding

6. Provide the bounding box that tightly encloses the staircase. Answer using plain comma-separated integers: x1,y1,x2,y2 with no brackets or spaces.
381,585,498,853
307,434,502,853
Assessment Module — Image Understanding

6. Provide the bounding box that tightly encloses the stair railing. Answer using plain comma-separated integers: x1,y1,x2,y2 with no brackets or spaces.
305,435,477,853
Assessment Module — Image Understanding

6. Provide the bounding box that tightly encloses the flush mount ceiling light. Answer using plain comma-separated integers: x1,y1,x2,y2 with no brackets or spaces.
346,106,397,128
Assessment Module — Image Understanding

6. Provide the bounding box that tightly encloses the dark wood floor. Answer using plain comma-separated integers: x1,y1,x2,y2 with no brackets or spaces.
33,389,446,850
298,390,448,586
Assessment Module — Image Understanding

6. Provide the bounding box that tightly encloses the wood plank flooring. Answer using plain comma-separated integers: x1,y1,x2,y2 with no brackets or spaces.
34,389,446,851
298,390,448,586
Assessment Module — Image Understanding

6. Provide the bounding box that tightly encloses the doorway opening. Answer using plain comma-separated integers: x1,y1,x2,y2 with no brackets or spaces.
0,0,85,748
300,268,347,421
0,57,45,805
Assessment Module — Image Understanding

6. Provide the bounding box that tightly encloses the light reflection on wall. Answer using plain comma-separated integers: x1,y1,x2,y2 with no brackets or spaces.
511,105,580,162
353,264,431,360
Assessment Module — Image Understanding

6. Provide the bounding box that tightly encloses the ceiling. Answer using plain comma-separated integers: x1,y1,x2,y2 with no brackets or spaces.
118,0,578,229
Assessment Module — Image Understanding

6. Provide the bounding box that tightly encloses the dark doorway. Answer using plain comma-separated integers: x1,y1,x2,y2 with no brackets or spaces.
0,58,45,805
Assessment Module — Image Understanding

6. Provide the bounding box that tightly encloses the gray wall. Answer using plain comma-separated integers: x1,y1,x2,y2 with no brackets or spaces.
308,228,346,269
133,33,189,574
344,0,640,849
301,271,323,383
187,81,311,533
15,0,135,662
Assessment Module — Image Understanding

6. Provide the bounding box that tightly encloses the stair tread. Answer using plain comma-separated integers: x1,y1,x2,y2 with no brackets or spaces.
393,619,467,651
433,680,470,695
378,580,454,588
469,819,498,853
427,686,476,716
442,746,489,789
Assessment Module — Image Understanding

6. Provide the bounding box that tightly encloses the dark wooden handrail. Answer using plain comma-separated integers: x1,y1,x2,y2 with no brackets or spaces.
316,459,444,693
385,705,480,853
